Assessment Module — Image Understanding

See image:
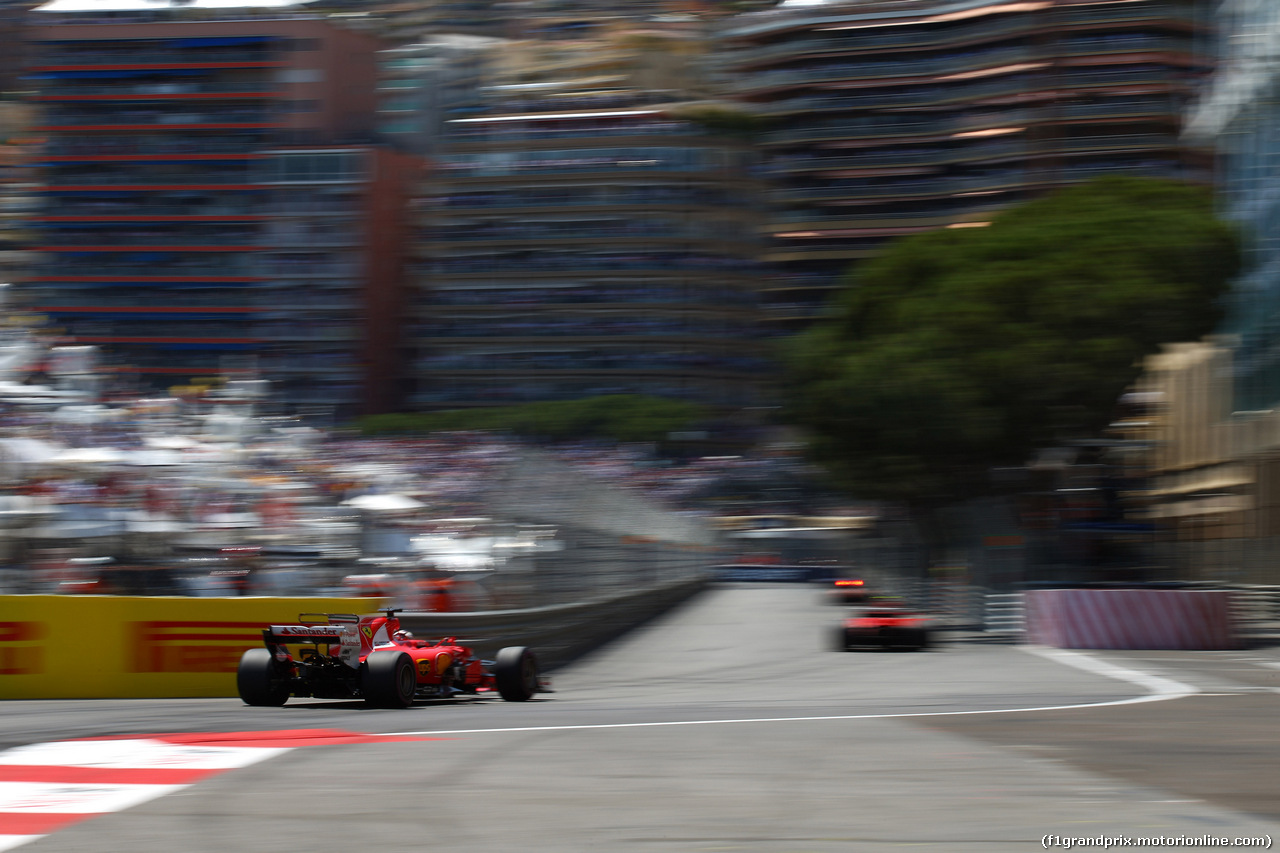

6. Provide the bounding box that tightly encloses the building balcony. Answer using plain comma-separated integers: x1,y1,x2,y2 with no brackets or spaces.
1052,4,1194,26
409,324,754,341
252,326,361,342
420,284,757,309
248,291,360,312
771,181,951,203
36,230,259,247
35,244,257,254
721,17,1035,70
265,203,363,216
1050,98,1180,121
419,256,754,277
765,151,947,173
36,83,278,100
261,261,362,278
32,50,281,70
38,115,279,131
1043,133,1177,156
1056,66,1186,90
41,178,263,191
259,363,361,379
43,133,266,158
438,159,731,179
1054,35,1183,57
732,47,1034,93
418,229,748,248
38,210,267,221
31,301,256,312
761,121,947,145
413,349,767,373
68,334,262,345
264,234,361,248
31,264,261,280
432,189,754,212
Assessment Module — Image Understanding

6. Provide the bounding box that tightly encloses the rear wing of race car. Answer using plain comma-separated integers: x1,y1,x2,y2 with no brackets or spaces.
264,621,362,668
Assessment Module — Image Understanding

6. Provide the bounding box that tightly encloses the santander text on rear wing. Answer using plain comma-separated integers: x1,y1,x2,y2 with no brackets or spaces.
264,622,361,668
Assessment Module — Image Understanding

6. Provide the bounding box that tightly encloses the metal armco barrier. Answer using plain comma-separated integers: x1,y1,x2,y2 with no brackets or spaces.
983,592,1026,639
714,564,833,583
400,576,710,670
0,595,379,699
1023,589,1241,650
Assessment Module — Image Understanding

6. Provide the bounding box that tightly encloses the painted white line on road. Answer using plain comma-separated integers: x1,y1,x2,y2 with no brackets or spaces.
380,694,1192,737
1021,646,1200,698
382,647,1203,738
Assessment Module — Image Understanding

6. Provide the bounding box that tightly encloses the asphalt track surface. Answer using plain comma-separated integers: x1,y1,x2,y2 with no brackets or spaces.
7,584,1280,852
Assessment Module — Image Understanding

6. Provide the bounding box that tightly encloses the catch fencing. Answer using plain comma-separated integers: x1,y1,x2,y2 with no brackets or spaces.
471,448,723,608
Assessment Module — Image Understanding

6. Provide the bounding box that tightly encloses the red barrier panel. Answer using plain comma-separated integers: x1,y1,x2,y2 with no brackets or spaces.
1024,589,1240,650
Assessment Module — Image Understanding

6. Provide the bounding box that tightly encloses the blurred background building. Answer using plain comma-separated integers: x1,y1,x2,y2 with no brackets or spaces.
717,0,1216,335
1185,0,1280,413
18,6,418,418
407,26,769,409
377,35,497,156
0,0,1262,431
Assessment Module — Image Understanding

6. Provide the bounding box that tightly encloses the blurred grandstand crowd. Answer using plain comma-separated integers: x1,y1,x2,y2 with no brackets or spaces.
0,408,827,600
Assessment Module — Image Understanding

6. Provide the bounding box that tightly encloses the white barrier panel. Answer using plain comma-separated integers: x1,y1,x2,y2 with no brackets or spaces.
1023,589,1241,650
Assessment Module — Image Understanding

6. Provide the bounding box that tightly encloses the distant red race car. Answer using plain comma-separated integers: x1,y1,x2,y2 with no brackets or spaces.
237,609,541,708
826,578,872,606
834,605,933,652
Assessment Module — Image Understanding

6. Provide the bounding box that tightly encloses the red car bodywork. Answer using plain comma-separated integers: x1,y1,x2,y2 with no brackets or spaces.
237,610,540,707
836,606,933,651
827,578,872,606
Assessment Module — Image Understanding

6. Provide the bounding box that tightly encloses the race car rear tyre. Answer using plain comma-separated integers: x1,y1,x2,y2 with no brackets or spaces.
831,627,850,652
494,646,539,702
363,650,416,708
237,648,289,706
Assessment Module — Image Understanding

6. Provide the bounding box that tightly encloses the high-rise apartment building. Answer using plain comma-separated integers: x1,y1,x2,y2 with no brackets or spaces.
406,23,768,412
410,89,767,409
378,35,497,156
21,9,418,417
718,0,1214,333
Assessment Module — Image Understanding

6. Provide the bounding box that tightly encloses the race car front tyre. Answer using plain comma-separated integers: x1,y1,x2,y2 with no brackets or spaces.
237,648,289,706
494,646,539,701
363,650,416,708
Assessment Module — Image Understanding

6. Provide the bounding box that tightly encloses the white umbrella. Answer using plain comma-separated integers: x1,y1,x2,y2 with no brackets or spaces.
127,448,185,467
49,447,127,466
143,435,201,450
341,493,425,512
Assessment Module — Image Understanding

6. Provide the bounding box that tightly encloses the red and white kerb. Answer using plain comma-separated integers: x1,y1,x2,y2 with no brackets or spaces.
0,729,428,851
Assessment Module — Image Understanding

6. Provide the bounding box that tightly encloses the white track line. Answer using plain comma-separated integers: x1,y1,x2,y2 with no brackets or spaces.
382,647,1200,737
1021,646,1200,698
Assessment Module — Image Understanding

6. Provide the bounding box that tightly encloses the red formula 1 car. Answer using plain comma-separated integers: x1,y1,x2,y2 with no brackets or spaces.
237,609,541,708
833,604,933,652
826,578,872,606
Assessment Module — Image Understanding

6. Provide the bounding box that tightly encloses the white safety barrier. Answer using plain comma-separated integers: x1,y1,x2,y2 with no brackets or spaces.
1023,588,1240,650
